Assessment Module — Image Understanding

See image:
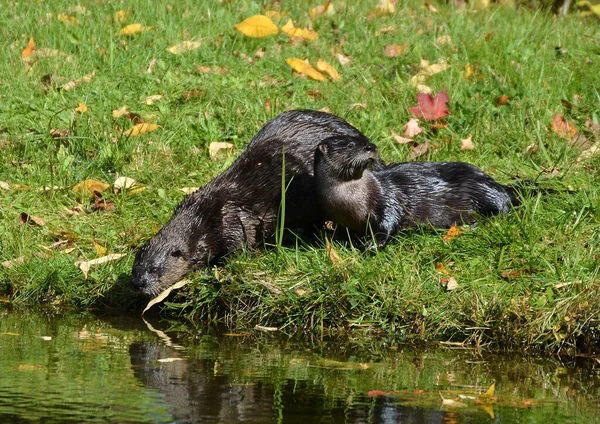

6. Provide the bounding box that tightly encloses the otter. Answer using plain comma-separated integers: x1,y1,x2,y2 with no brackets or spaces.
132,110,382,295
314,135,518,247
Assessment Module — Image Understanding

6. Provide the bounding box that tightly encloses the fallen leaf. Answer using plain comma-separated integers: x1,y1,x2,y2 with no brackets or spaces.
463,63,474,79
208,142,234,161
143,94,163,105
376,26,397,35
374,0,397,15
460,135,474,150
435,262,448,273
410,59,450,92
75,253,125,278
576,142,600,163
440,394,467,407
0,181,10,190
551,113,589,148
167,40,202,54
403,118,423,137
61,70,96,91
120,23,151,36
114,176,136,193
391,130,413,144
125,123,159,137
384,43,408,58
335,52,351,66
50,128,70,139
281,19,319,40
21,37,35,59
2,257,26,269
501,269,522,279
263,98,272,113
316,59,340,81
93,241,107,257
442,225,463,241
306,89,323,100
264,10,286,20
75,102,88,114
234,15,279,38
145,58,157,74
497,95,510,106
408,142,429,160
425,1,439,13
440,276,459,291
112,105,130,118
72,179,110,196
310,0,334,19
57,14,79,25
409,90,451,121
114,10,128,23
436,35,452,47
286,58,326,81
254,325,279,332
19,212,45,226
181,89,205,100
180,187,200,194
348,103,367,110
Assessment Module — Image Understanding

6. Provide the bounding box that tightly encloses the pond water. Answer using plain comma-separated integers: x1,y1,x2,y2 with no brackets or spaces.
1,306,600,423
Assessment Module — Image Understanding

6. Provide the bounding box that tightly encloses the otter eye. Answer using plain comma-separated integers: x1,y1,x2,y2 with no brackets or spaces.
171,249,183,258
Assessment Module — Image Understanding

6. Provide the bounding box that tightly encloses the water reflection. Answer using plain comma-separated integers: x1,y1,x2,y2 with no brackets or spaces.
1,306,599,423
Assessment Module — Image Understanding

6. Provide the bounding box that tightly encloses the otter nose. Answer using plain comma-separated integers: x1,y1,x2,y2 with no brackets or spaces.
364,143,377,152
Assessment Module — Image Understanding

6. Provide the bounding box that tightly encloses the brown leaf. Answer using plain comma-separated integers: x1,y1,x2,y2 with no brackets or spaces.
435,262,448,274
460,135,474,151
440,276,459,291
384,43,408,58
551,113,589,149
50,128,70,139
61,69,96,91
21,37,35,59
306,89,323,100
263,98,272,113
408,142,429,160
19,212,45,226
234,15,279,38
181,89,205,100
391,130,413,144
403,118,423,138
2,257,26,269
310,0,334,19
497,95,509,106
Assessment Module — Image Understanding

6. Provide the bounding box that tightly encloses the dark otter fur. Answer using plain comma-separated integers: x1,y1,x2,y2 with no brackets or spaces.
314,135,518,247
132,110,381,295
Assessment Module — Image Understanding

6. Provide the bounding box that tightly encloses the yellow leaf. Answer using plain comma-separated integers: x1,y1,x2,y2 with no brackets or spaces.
75,102,88,114
114,10,128,23
72,179,110,196
143,94,163,105
125,123,159,137
281,19,319,40
120,23,150,36
113,176,136,193
21,37,35,59
265,10,286,20
57,14,79,25
460,135,474,151
286,58,326,81
142,279,191,314
75,253,125,279
310,0,335,19
234,15,279,38
442,225,463,242
479,382,495,400
316,59,340,81
112,105,129,118
93,241,107,257
167,40,203,54
384,43,408,58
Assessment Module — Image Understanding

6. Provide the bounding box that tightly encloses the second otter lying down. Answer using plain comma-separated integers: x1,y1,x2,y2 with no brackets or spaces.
314,135,519,247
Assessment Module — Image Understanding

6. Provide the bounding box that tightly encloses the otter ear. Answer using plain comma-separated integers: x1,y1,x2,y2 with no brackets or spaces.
318,143,328,154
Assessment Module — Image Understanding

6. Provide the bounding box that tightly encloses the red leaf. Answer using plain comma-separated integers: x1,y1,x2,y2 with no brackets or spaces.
367,390,392,397
408,89,451,121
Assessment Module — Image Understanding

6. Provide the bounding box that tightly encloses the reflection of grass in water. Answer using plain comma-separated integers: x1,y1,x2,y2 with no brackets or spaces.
0,0,598,353
0,309,172,422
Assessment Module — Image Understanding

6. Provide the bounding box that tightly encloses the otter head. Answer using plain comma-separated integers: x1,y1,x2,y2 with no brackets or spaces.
315,135,378,181
131,195,214,296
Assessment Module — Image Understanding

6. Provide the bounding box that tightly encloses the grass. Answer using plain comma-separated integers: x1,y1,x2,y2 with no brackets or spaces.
0,0,599,353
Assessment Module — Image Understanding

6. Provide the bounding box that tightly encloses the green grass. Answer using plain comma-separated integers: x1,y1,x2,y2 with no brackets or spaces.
0,0,599,353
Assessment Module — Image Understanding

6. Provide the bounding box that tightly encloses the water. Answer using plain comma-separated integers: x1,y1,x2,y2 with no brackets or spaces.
1,306,600,423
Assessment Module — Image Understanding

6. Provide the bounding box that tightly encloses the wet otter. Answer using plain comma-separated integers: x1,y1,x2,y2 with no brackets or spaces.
132,110,381,295
314,135,518,247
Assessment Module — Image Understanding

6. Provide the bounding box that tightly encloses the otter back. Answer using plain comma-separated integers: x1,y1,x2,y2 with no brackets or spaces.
314,135,518,247
132,110,380,295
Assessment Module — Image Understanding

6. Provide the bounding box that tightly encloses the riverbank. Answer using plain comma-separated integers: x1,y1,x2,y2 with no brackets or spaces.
1,0,599,353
